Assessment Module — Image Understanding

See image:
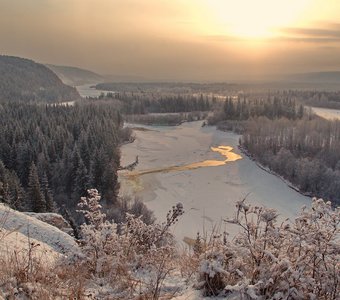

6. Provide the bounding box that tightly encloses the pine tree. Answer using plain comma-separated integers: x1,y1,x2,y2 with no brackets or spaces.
0,160,9,204
73,158,89,203
0,160,25,209
0,181,10,205
8,170,25,210
41,172,55,212
28,162,46,213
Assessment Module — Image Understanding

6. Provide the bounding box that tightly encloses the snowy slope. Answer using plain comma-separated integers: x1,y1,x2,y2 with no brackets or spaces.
0,228,59,263
0,204,80,255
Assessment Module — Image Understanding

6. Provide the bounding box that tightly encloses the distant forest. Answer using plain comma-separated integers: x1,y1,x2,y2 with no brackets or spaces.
95,81,241,94
210,96,340,205
281,90,340,109
101,92,212,114
208,96,304,132
0,56,80,102
241,117,340,205
1,57,340,220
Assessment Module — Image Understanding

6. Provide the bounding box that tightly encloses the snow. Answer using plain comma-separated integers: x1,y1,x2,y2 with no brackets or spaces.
76,84,109,98
311,106,340,120
24,212,74,235
0,227,59,263
172,288,242,300
0,203,80,256
119,121,311,243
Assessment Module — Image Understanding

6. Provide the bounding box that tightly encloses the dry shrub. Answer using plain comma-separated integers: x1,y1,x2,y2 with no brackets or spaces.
0,245,89,299
76,189,184,299
196,198,340,299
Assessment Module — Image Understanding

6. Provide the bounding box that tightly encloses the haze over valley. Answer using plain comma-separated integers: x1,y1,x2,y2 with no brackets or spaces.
0,1,339,299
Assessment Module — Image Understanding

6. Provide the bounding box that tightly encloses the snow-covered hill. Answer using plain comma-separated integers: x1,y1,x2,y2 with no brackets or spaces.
0,203,79,256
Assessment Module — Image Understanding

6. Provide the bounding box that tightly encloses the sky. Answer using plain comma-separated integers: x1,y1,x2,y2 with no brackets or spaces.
1,0,340,81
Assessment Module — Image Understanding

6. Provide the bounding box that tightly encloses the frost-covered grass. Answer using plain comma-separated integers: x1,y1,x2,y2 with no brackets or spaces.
0,205,85,299
0,190,187,299
0,192,338,299
194,198,340,299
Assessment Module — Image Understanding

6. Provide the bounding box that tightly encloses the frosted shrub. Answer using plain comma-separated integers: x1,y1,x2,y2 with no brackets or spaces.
77,189,119,276
198,198,339,299
77,189,184,298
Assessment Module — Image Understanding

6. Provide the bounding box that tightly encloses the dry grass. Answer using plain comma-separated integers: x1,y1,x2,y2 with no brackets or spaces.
0,193,189,300
0,227,89,299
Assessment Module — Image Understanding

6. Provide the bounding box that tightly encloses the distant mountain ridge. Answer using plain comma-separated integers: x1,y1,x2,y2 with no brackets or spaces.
283,71,340,83
0,55,80,102
47,64,104,86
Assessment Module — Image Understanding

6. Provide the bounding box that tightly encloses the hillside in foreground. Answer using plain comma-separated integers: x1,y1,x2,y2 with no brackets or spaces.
0,192,338,299
0,56,80,102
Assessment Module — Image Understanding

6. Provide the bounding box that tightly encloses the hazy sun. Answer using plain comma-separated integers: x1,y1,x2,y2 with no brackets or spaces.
207,0,310,39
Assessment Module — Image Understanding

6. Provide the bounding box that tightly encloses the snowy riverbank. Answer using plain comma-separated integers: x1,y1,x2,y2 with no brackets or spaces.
119,121,311,243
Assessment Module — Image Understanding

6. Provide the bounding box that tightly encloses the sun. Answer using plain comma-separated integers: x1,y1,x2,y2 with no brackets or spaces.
206,0,310,39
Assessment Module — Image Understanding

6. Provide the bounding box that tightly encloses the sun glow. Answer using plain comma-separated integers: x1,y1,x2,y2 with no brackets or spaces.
206,0,310,39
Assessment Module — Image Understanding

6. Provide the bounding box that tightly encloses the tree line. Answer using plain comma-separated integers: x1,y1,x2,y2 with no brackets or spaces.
100,92,212,114
209,95,340,205
209,96,304,125
241,116,340,205
0,102,131,221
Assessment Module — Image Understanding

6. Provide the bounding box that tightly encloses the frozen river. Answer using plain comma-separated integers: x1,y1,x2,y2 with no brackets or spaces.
312,106,340,120
119,121,311,242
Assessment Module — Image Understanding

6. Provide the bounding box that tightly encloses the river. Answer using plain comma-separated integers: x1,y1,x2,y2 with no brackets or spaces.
119,121,311,243
311,106,340,120
76,83,111,98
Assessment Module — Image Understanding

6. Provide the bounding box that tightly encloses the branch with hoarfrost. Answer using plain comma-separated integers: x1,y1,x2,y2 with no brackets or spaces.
198,197,339,299
76,189,184,299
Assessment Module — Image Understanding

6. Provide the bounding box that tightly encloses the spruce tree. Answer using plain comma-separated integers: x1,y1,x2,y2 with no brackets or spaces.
8,171,25,210
0,161,9,204
28,162,46,213
41,172,55,212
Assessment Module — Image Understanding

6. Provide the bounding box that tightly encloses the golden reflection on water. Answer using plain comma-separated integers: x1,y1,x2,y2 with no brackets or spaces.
124,146,242,178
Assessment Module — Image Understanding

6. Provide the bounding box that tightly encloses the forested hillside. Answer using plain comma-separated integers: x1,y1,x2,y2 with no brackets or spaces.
47,64,103,86
0,56,80,102
0,102,133,221
102,92,212,114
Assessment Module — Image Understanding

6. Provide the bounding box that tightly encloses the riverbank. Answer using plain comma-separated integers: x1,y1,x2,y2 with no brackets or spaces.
119,121,311,243
238,144,313,198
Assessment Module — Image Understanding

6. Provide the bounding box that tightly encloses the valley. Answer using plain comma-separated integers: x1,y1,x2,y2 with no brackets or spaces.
119,121,311,242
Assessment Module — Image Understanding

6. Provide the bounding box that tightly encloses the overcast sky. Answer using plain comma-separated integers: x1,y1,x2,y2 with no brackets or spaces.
1,0,340,81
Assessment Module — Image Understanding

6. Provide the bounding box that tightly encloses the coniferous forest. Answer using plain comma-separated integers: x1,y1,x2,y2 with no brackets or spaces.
0,102,130,220
0,75,339,299
241,116,340,205
1,0,340,296
0,55,80,102
209,96,340,205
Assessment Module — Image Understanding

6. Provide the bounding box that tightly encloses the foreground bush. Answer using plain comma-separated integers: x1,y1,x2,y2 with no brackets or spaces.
77,189,184,299
197,198,340,299
0,190,184,299
1,192,338,299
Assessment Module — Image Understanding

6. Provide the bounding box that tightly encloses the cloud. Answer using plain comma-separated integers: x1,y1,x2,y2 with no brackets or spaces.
278,23,340,43
203,35,247,42
204,24,340,44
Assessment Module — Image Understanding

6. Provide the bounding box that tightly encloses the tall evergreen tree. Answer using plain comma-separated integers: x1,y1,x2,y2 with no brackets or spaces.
28,162,46,213
41,172,55,212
